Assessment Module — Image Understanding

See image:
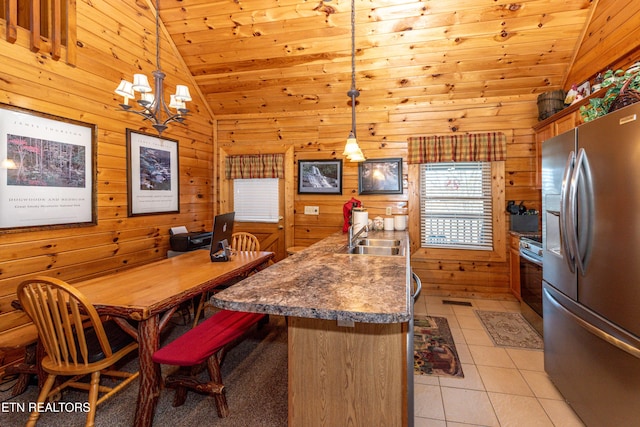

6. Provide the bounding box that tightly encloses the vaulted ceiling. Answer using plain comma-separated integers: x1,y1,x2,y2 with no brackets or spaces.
160,0,595,117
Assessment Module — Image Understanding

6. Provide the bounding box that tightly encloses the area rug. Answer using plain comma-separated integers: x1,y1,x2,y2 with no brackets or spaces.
476,310,543,350
414,315,464,378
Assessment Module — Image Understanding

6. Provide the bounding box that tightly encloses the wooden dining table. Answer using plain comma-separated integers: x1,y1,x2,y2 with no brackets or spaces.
72,249,274,427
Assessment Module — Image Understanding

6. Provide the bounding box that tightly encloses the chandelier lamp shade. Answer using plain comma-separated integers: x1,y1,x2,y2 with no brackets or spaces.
342,0,365,162
114,0,191,134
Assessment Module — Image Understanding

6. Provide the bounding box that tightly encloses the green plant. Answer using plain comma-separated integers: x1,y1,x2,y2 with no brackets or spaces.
601,69,625,88
580,69,640,122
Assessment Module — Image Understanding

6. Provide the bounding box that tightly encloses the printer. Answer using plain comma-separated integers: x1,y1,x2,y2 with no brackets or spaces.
169,230,212,252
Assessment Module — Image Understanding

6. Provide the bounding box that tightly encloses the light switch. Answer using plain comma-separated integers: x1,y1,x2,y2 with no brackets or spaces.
304,206,319,215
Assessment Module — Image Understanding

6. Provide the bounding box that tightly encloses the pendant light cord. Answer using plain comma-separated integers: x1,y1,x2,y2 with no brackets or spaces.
155,0,161,72
348,0,359,136
350,0,356,94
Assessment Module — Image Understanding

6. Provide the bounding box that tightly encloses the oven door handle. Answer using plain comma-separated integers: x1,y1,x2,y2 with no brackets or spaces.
411,271,422,301
520,250,543,267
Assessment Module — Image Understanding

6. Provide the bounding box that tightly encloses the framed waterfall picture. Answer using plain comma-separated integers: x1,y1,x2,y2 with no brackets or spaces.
126,129,180,216
297,159,342,194
0,103,97,231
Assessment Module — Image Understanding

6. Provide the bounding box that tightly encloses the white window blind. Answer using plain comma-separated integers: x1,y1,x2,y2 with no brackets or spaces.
420,162,493,250
233,178,279,223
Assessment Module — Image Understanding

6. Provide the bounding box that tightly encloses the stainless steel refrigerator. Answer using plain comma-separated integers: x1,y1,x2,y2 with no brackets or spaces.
542,103,640,426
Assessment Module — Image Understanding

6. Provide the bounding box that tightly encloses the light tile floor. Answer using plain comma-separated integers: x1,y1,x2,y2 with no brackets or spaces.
413,294,586,427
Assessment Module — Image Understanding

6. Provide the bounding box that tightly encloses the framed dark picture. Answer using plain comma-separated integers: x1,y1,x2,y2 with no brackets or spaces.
126,129,180,216
297,159,342,194
0,103,97,231
358,158,403,195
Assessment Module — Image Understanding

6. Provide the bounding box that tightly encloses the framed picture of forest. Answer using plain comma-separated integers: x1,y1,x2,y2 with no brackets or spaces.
126,129,180,216
0,103,97,231
358,158,403,195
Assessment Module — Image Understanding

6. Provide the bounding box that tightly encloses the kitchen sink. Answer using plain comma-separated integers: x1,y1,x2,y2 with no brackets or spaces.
350,245,402,256
357,239,401,247
336,234,406,257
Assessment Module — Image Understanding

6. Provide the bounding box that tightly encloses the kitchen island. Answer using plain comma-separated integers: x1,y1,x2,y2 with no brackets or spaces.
212,229,412,427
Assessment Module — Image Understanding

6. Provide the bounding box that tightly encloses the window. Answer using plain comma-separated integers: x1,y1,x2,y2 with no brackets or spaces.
233,178,279,223
420,162,493,250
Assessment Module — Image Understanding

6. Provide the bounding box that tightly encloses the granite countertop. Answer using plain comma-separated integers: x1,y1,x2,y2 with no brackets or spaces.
211,230,411,324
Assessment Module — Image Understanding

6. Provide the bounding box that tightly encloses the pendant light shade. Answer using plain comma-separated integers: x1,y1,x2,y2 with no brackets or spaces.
344,0,365,162
114,0,190,134
347,148,365,162
342,131,360,156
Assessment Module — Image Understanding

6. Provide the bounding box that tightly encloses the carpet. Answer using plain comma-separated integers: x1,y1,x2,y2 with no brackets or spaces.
476,310,543,350
413,315,464,378
0,315,289,426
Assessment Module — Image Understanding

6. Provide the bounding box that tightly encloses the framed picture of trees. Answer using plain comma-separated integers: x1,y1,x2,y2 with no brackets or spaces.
0,103,96,231
126,129,180,216
358,158,403,195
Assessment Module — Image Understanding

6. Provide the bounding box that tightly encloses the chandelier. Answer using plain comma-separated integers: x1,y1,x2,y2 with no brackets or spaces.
114,0,191,134
342,0,365,162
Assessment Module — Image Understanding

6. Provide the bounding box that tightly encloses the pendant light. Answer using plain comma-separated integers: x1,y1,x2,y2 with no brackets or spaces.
342,0,365,162
114,0,191,134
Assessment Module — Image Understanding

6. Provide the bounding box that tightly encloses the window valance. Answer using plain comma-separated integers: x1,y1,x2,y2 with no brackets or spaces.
225,154,284,179
408,132,506,164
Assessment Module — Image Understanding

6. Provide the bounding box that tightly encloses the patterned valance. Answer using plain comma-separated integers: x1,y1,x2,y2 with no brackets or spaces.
408,132,506,164
225,154,284,179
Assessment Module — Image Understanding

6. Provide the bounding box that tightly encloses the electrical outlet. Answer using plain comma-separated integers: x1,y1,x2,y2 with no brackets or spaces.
304,206,319,215
386,207,392,215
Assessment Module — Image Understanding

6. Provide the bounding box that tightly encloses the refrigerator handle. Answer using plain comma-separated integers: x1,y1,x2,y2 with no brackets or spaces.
544,287,640,360
573,148,594,275
560,151,576,273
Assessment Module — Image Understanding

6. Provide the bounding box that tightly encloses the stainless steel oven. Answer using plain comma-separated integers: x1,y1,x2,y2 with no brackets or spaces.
519,236,543,335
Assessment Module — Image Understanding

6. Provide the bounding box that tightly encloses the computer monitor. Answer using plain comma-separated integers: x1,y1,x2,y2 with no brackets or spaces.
209,212,235,262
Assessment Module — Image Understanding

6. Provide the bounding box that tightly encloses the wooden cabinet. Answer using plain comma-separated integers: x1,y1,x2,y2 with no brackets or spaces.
288,317,407,426
554,111,582,135
534,123,553,189
509,234,521,300
534,104,584,188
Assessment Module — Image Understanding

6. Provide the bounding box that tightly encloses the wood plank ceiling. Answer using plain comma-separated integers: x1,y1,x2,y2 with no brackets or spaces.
161,0,595,117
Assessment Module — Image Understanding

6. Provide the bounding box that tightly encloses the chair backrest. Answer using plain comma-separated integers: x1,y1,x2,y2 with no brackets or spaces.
231,232,260,251
17,276,113,368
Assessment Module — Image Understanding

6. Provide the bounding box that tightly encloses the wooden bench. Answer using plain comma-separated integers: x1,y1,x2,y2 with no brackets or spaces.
152,309,266,417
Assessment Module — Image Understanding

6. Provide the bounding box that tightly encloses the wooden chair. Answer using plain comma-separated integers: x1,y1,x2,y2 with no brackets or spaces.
230,231,261,252
192,232,261,327
17,276,139,427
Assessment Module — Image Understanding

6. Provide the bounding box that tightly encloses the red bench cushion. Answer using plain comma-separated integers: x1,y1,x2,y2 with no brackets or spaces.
152,310,265,366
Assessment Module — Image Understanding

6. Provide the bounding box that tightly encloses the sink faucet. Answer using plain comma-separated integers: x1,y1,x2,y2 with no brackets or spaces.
348,224,369,250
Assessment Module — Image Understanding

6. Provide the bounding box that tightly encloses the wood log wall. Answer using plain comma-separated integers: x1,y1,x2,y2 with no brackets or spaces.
216,94,538,299
0,0,638,375
565,0,640,87
0,0,214,373
215,0,640,299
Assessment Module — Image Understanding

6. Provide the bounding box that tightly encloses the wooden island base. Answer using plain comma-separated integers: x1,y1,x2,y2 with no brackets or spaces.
288,316,408,427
